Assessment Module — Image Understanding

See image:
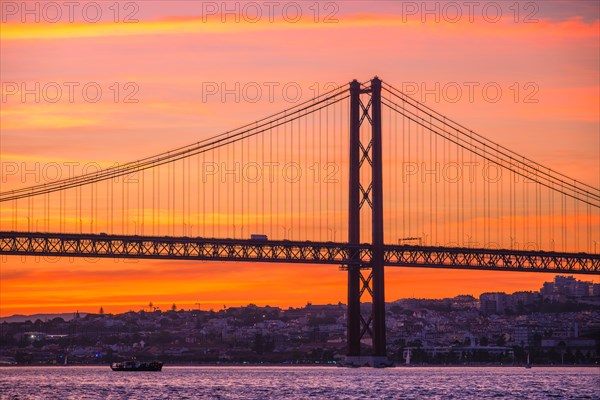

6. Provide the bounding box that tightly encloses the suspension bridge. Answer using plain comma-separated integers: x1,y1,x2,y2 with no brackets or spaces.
1,77,599,367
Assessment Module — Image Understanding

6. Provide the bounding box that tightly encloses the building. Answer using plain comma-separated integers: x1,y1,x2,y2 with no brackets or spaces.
540,276,600,301
479,292,508,314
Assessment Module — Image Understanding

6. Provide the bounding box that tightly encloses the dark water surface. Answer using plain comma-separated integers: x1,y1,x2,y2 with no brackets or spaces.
1,366,598,399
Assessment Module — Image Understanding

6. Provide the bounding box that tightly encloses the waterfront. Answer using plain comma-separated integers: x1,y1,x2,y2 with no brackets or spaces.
1,366,598,399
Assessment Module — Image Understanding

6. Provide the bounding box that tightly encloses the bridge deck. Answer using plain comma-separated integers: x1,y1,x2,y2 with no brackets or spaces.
1,232,598,275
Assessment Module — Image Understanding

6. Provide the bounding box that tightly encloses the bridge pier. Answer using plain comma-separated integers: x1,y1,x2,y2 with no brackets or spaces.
370,77,386,359
347,80,362,358
345,77,390,367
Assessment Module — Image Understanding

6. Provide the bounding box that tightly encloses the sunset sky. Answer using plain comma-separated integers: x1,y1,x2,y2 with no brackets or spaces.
1,1,599,317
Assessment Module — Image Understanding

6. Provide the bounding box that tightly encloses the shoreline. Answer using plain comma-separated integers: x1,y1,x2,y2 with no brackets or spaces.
1,363,599,368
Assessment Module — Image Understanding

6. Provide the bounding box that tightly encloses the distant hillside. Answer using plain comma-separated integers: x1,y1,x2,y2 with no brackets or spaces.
0,313,88,323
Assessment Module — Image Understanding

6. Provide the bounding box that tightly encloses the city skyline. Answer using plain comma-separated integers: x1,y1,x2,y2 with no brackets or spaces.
2,275,597,369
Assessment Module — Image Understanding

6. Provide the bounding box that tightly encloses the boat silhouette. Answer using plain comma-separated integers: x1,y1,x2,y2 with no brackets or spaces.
110,360,163,371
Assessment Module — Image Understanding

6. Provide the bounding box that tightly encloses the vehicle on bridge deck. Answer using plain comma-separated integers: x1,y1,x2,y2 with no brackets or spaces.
250,234,268,240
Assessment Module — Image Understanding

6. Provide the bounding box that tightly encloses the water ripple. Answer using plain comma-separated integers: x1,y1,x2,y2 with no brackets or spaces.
0,366,598,400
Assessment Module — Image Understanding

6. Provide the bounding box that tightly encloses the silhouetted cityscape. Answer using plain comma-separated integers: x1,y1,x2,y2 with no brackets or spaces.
2,276,598,366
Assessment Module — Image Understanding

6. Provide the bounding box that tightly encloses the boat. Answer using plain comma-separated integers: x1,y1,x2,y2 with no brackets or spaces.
110,360,163,371
525,353,532,369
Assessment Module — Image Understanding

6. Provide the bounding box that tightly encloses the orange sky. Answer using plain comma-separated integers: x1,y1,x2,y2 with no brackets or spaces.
1,1,599,317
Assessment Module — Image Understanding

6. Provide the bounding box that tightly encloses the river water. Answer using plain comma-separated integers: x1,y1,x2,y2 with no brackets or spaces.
0,366,598,399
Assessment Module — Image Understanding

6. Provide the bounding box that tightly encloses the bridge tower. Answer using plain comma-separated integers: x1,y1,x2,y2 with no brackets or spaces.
346,77,389,367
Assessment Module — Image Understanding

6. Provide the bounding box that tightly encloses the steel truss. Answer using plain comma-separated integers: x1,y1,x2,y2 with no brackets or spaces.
1,232,598,274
